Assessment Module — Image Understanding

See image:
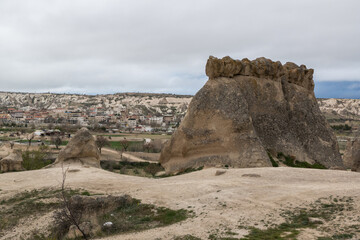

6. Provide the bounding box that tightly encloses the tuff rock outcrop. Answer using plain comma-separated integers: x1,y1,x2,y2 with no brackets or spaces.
0,149,24,172
160,56,343,173
343,138,360,171
53,128,100,167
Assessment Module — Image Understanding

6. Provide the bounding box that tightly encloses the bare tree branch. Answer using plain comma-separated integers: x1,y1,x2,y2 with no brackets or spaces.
60,164,89,240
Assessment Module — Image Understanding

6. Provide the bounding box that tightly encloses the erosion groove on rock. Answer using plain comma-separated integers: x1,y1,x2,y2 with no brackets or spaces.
160,56,343,173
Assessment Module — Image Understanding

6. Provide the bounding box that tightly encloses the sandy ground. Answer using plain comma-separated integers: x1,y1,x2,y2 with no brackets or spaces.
1,166,360,239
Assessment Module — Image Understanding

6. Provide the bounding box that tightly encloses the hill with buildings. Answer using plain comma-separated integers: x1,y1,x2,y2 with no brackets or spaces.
0,91,358,133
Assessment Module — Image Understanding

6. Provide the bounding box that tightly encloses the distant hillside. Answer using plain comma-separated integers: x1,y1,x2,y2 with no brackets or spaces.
0,91,359,120
0,92,192,116
318,98,360,121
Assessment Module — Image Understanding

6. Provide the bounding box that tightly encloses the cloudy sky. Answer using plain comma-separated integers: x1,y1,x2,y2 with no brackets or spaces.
0,0,359,98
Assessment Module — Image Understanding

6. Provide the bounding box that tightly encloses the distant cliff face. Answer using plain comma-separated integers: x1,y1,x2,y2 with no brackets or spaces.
160,56,343,173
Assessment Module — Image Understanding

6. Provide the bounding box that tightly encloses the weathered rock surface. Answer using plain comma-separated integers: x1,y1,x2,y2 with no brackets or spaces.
0,149,24,172
160,56,343,173
53,128,100,167
205,56,315,91
343,138,360,171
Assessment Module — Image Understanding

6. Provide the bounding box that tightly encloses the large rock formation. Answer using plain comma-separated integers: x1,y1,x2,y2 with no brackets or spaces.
0,149,24,172
160,56,343,173
343,138,360,171
53,128,100,168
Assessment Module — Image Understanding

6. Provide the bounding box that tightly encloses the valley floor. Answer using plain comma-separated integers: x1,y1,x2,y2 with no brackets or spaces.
1,166,360,239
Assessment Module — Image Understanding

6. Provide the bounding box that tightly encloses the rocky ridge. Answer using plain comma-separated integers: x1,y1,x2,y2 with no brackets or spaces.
160,56,343,173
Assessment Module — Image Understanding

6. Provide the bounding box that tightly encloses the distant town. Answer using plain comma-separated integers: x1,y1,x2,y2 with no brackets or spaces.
0,91,359,136
0,92,192,134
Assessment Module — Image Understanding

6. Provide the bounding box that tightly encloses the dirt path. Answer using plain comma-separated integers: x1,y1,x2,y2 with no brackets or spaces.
0,167,360,239
101,148,151,162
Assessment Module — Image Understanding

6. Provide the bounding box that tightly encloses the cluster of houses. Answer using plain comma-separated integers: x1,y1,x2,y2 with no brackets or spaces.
0,106,183,133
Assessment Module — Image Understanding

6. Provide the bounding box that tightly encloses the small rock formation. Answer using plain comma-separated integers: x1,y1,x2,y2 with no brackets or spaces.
53,128,100,168
160,56,343,173
159,97,168,105
0,149,24,172
343,138,360,171
215,170,226,176
0,145,12,159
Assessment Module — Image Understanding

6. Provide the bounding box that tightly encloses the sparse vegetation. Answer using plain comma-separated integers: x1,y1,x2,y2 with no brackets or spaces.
108,140,160,152
0,188,71,235
100,160,204,178
22,146,53,170
331,124,352,131
101,160,165,177
277,152,327,169
207,196,358,240
97,203,188,237
56,166,90,240
158,166,204,178
173,235,202,240
267,152,279,167
240,196,356,240
0,187,190,240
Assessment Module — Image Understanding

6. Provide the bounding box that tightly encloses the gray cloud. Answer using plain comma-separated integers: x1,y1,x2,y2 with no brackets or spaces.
0,0,359,95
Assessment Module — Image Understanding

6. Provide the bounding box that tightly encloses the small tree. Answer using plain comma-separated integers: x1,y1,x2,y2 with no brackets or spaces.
22,146,51,170
143,142,153,153
57,165,88,240
119,138,130,152
95,136,110,153
27,133,34,146
51,136,62,149
151,139,163,153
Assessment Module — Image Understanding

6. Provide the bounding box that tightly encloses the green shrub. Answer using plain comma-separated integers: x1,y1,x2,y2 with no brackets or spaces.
331,124,352,131
267,152,279,167
277,152,327,169
97,199,189,237
241,196,354,240
144,163,164,176
22,150,53,170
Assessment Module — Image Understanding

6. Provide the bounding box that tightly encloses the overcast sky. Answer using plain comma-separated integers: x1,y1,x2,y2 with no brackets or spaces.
0,0,359,97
